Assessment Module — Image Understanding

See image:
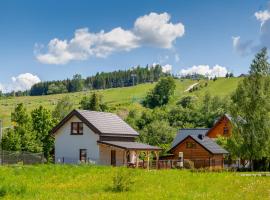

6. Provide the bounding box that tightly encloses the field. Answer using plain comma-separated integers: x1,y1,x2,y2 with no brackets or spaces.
0,77,242,127
0,164,269,199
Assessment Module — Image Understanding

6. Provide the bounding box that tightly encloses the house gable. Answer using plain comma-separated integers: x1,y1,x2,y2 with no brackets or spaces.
206,115,232,138
170,136,213,159
51,110,101,136
54,115,100,163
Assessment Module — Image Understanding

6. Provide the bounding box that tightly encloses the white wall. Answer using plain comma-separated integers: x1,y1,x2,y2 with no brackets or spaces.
99,144,125,166
55,115,100,164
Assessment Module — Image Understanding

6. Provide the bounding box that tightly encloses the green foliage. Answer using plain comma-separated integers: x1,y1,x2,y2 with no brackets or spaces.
177,96,197,108
70,74,84,92
31,106,55,160
1,128,21,151
140,120,175,149
47,82,68,95
112,168,134,192
0,183,26,197
8,103,41,152
52,95,74,121
80,93,108,111
143,77,176,108
230,48,270,169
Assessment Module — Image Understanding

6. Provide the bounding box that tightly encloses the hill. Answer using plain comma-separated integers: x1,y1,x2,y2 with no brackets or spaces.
0,77,242,127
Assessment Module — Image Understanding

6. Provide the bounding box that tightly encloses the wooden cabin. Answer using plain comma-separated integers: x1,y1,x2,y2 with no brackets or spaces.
166,115,232,168
168,129,228,168
207,114,232,138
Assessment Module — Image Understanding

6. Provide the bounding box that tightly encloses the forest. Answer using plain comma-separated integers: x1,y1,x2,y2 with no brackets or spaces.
28,65,166,96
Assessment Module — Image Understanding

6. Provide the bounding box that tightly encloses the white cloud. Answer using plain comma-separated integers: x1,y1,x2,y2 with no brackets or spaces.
161,64,173,73
134,12,184,48
255,10,270,26
233,5,270,56
35,12,185,65
179,65,228,78
0,73,41,93
0,84,4,92
151,63,173,73
232,36,253,56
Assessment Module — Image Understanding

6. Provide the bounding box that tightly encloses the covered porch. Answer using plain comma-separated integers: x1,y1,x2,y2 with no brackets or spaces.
97,141,162,169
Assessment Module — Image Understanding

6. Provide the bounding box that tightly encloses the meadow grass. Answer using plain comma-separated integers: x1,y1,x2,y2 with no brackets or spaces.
0,164,269,199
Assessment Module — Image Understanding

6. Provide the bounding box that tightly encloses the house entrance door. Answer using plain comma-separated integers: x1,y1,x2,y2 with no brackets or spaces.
111,150,116,166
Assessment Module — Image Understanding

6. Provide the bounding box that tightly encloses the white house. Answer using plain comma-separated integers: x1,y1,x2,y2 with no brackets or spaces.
51,109,161,166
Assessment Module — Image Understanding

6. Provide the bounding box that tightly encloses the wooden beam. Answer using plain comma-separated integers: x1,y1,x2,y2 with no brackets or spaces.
135,151,139,168
154,151,159,170
146,151,150,170
123,150,127,166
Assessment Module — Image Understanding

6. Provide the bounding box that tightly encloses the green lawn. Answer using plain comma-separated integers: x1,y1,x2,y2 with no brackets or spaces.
0,165,269,199
0,78,242,127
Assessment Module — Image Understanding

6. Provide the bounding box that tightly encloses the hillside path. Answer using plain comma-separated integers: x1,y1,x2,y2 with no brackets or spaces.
184,83,199,92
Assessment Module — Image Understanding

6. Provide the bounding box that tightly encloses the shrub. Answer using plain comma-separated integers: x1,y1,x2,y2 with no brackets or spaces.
0,184,26,197
112,168,134,192
0,186,7,197
184,159,194,169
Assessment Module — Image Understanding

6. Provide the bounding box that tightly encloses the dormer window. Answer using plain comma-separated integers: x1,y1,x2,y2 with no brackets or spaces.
71,122,83,135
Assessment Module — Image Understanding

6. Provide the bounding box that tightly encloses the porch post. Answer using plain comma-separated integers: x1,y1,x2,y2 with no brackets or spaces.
146,151,150,170
123,150,127,166
154,151,159,170
135,151,139,168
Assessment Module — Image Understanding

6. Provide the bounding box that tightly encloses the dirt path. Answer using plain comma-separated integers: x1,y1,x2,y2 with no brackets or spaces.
184,82,199,92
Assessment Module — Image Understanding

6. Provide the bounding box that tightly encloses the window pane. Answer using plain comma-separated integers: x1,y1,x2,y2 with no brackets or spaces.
79,123,83,134
71,123,78,134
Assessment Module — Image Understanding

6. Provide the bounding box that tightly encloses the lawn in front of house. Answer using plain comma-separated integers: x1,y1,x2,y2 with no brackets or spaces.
0,164,269,199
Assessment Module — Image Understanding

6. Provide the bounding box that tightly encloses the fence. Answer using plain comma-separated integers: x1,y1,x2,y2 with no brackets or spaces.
55,157,98,164
0,150,44,165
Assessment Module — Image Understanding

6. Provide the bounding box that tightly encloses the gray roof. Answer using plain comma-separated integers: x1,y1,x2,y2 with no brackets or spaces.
170,128,228,154
98,141,162,150
76,109,139,136
171,128,209,148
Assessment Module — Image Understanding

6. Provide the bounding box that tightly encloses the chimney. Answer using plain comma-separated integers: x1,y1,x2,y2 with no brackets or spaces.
198,134,204,140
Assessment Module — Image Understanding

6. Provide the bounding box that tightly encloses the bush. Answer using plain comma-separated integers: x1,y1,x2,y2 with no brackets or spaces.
112,168,134,192
0,186,7,197
0,184,26,197
184,159,194,169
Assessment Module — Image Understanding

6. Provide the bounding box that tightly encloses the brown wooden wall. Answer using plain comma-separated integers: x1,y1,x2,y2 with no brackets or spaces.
171,136,212,160
207,116,232,138
170,136,224,168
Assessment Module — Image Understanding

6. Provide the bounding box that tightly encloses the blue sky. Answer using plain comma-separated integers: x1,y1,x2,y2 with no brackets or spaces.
0,0,270,92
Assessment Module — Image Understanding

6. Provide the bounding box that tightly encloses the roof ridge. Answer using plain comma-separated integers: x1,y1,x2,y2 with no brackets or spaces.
180,128,209,130
76,109,116,115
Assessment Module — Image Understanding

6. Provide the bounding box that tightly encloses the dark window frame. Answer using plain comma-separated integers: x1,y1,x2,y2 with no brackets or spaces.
71,122,84,135
223,127,229,135
80,149,87,162
186,142,196,149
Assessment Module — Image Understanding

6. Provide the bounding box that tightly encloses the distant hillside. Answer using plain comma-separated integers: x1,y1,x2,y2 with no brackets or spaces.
0,77,242,127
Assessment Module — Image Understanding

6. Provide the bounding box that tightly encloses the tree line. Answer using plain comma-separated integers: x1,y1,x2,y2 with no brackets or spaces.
29,65,166,96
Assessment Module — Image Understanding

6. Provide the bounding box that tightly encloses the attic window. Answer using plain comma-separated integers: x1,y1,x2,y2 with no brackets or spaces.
223,127,229,135
71,122,83,135
186,142,196,149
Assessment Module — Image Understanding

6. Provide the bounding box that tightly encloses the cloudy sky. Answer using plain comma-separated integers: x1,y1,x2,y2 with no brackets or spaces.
0,0,269,92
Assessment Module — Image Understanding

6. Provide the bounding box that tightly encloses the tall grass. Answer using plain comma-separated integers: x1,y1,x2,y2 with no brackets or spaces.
0,164,269,199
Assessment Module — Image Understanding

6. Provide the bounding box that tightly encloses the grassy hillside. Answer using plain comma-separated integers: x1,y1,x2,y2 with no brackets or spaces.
0,77,242,127
0,165,269,199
